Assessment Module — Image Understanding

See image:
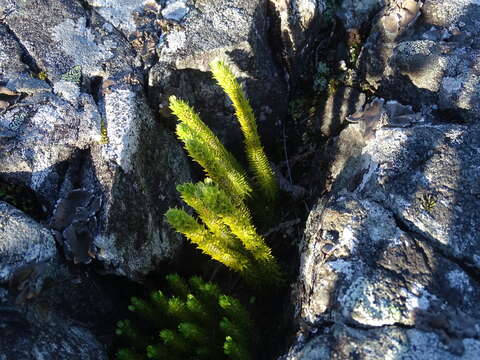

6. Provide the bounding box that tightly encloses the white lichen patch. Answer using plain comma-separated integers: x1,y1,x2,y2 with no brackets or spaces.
446,269,473,293
340,226,356,251
327,259,355,280
53,80,80,105
162,0,190,22
102,89,147,173
342,277,406,326
52,17,114,76
88,0,146,35
442,76,463,93
163,30,186,53
404,284,436,311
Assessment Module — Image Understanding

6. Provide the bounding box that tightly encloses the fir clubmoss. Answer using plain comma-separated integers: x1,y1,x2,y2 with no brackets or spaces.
166,61,281,286
210,60,278,202
116,275,253,360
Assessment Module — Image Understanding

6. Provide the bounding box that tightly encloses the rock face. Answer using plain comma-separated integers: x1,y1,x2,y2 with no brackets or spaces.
358,0,480,121
283,1,480,357
149,0,288,152
284,98,480,358
0,206,109,359
0,0,191,279
0,202,56,283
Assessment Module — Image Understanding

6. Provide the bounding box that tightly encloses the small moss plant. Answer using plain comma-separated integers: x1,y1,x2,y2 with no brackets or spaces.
166,61,281,286
116,274,253,360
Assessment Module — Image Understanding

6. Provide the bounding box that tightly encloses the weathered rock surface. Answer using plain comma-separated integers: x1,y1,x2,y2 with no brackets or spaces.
149,0,288,152
358,0,480,121
0,23,28,82
0,205,113,359
284,2,480,358
283,97,480,358
0,0,191,279
268,0,327,86
0,297,108,360
0,202,56,283
337,0,385,30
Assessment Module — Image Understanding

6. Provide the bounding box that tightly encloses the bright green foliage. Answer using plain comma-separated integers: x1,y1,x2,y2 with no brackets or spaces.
167,61,281,286
165,180,281,285
169,96,252,201
210,60,278,202
116,275,253,360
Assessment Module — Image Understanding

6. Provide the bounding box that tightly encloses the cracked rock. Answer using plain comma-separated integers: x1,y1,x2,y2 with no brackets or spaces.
0,0,191,280
358,0,480,121
285,95,480,357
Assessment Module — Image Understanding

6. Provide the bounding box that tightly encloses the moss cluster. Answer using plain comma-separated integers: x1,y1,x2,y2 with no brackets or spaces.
116,274,253,360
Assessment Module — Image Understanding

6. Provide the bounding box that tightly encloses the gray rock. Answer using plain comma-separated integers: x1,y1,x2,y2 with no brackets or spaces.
0,202,56,283
0,0,191,279
162,0,190,22
0,303,108,359
0,23,28,82
2,0,134,82
87,0,149,36
283,325,480,359
7,75,51,95
150,0,287,152
337,0,386,30
285,98,480,358
0,93,99,207
358,0,480,121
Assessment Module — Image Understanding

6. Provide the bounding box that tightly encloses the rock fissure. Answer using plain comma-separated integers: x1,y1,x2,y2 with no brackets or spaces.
391,212,480,285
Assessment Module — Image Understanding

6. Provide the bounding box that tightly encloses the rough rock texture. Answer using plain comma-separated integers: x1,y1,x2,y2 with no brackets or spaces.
358,0,480,121
0,23,28,82
0,205,112,359
283,1,480,357
149,0,288,152
0,0,191,279
283,97,480,359
0,299,108,360
337,0,386,30
268,0,327,86
0,202,56,283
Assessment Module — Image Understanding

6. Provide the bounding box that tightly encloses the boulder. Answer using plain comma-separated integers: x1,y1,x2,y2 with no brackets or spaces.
0,204,110,359
284,98,480,358
358,0,480,121
0,0,191,280
0,202,56,284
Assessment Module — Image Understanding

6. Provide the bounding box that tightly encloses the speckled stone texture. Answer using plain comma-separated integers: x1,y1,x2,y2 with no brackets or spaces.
283,98,480,358
0,202,55,283
0,0,191,280
358,0,480,121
